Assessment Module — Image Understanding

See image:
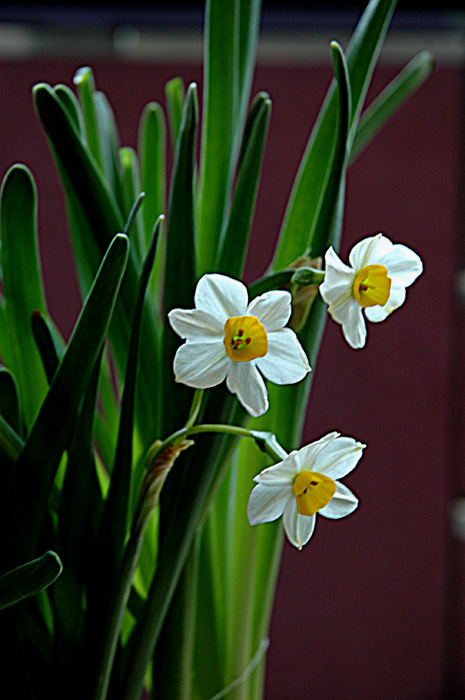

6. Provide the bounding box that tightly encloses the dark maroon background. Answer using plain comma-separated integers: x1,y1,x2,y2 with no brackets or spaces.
0,46,461,699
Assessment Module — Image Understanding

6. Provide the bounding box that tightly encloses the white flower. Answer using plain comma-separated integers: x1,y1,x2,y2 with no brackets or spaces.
168,273,311,417
247,432,364,549
319,233,423,349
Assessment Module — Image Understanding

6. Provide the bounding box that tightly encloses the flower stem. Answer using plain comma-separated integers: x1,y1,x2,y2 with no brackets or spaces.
184,389,204,429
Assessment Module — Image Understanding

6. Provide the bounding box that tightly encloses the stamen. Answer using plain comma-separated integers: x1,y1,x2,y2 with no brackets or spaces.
293,471,337,516
223,315,268,363
352,264,391,308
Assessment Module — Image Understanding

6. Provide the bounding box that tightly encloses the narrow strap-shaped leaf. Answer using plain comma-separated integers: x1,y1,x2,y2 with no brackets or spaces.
92,216,163,610
52,349,104,690
0,370,21,515
33,82,125,253
121,393,244,700
85,218,162,700
272,0,397,268
93,90,124,211
215,92,271,277
350,50,434,162
138,101,166,249
7,234,129,569
0,368,21,436
0,551,62,610
34,81,161,446
0,165,49,426
165,77,185,152
152,536,201,700
236,0,262,141
31,311,62,385
162,84,198,435
309,42,351,257
73,66,104,170
120,147,144,260
53,84,83,133
345,0,397,131
196,0,237,273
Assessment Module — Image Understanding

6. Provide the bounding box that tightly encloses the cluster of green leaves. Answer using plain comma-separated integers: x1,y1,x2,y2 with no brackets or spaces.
0,0,432,698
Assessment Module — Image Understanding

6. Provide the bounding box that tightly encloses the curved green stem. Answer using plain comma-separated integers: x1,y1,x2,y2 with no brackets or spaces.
184,389,204,429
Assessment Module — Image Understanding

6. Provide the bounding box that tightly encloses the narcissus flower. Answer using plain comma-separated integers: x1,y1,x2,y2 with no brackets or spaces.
247,432,364,549
168,273,310,417
319,233,423,349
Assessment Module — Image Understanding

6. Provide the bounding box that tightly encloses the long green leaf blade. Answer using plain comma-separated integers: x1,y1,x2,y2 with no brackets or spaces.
162,83,198,435
0,165,48,426
165,77,185,152
272,0,397,268
350,50,434,162
73,66,104,170
0,551,62,610
33,81,160,446
215,92,271,277
7,234,129,568
197,0,237,272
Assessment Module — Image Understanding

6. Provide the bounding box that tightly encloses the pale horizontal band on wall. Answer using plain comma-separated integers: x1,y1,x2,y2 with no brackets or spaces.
0,23,464,65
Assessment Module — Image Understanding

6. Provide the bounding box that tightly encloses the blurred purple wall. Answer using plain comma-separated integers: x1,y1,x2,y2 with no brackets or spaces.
0,49,460,699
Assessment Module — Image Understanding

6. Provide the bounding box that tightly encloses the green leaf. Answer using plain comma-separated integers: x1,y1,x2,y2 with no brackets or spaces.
196,0,236,272
6,234,129,569
85,218,162,700
33,82,125,262
272,0,397,268
119,147,144,260
0,551,62,610
196,0,261,274
165,77,185,152
350,50,434,162
33,81,160,446
308,41,351,258
92,217,163,608
215,92,271,277
93,90,124,210
52,348,104,687
73,66,104,170
31,311,63,385
162,83,199,435
152,536,200,700
138,101,166,250
0,165,49,426
0,368,21,436
53,84,83,133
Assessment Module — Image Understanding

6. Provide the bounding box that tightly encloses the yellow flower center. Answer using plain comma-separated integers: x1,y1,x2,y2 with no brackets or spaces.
352,264,391,308
223,315,268,363
292,471,337,516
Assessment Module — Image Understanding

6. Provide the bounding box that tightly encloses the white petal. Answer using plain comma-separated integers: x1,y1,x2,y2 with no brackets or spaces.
315,437,365,479
247,483,293,525
282,498,316,549
291,432,340,472
194,273,248,319
173,341,230,388
341,301,367,349
349,233,391,270
319,247,354,308
378,243,423,288
168,308,224,340
226,362,268,416
246,291,292,331
364,283,406,322
319,481,358,519
256,329,310,385
253,450,301,484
